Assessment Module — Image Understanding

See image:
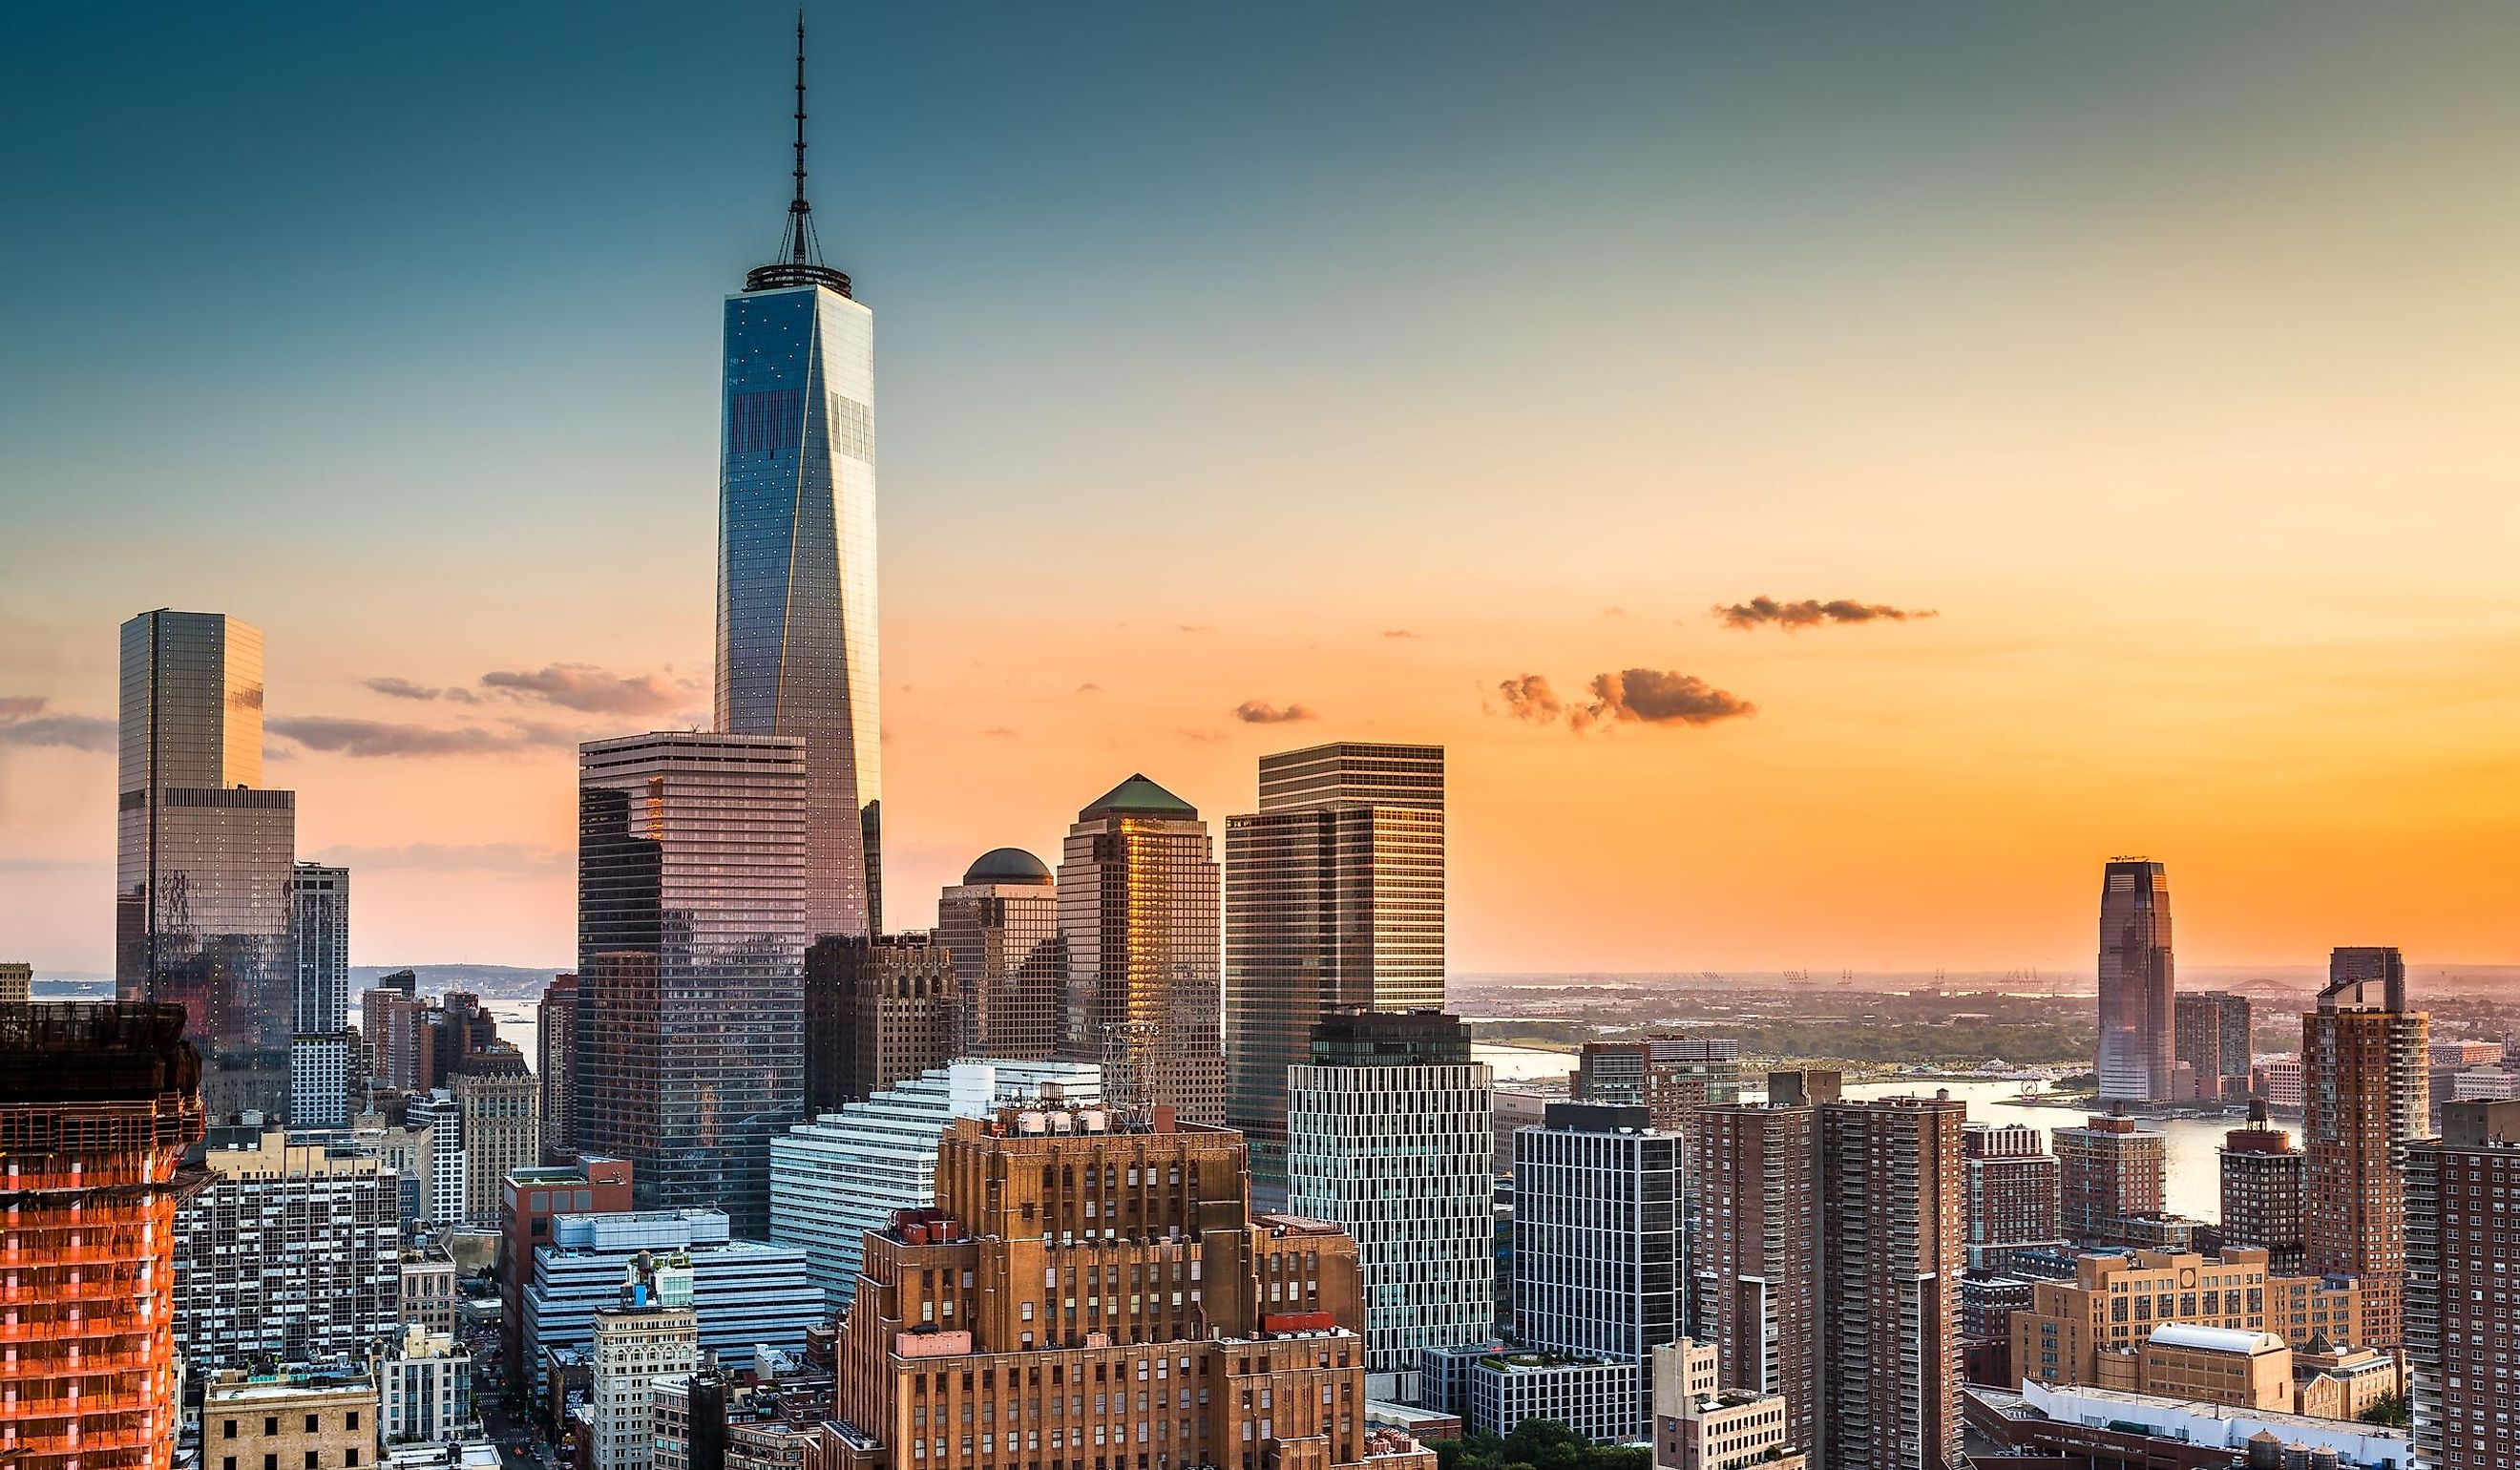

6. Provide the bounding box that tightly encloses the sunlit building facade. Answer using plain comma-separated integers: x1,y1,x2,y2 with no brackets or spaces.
577,732,808,1236
936,848,1065,1060
2304,945,2428,1350
2174,990,2253,1103
2095,859,2175,1104
116,609,297,1122
1225,743,1444,1187
2219,1102,2306,1274
1057,774,1224,1123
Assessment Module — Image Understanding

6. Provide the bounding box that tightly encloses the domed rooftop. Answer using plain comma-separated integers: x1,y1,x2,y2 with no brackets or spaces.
963,847,1053,886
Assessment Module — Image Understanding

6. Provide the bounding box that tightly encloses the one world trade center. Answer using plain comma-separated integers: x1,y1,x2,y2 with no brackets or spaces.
717,15,881,936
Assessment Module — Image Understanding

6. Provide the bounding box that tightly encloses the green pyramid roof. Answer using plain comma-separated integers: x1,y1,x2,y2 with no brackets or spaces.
1081,772,1196,820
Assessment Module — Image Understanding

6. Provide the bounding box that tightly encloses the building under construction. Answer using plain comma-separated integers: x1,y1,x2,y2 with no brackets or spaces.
0,1002,207,1470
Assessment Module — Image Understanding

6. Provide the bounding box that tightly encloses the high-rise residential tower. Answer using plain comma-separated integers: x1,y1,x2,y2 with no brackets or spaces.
2304,945,2428,1349
1224,743,1444,1186
576,731,808,1236
287,862,352,1125
116,609,297,1122
1817,1095,1966,1470
935,848,1065,1059
2407,1098,2520,1470
2174,990,2253,1103
0,1002,205,1470
1691,1098,1820,1457
716,18,880,941
1962,1122,2063,1272
1286,1010,1493,1401
2052,1112,2165,1246
2095,858,2175,1103
538,973,578,1158
2219,1101,2307,1274
1057,773,1223,1123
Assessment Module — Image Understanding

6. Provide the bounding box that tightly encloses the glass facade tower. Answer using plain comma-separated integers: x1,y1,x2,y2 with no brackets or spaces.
576,732,808,1236
287,863,352,1126
1224,743,1444,1187
116,610,296,1124
2095,857,2175,1103
717,31,880,941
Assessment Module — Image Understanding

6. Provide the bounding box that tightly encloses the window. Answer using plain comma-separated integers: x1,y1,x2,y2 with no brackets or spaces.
224,1422,239,1439
346,1414,359,1432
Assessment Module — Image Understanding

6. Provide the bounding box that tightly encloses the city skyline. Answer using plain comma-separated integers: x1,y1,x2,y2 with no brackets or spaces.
10,4,2520,977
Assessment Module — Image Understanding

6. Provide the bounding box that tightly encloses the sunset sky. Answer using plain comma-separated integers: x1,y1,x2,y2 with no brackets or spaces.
5,3,2517,977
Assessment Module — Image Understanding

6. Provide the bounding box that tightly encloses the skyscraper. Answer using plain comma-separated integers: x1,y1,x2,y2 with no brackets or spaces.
716,17,880,940
2174,990,2253,1102
1515,1102,1685,1438
452,1043,539,1225
1962,1122,2063,1272
2406,1098,2520,1470
1691,1099,1820,1457
175,1124,400,1368
1224,743,1444,1186
801,933,957,1112
2095,858,2174,1103
1286,1010,1493,1401
2219,1101,2307,1274
0,1002,205,1470
2303,944,2428,1349
935,848,1065,1060
2052,1112,2165,1246
287,862,352,1125
576,731,808,1235
116,609,297,1122
1816,1096,1965,1470
538,973,578,1158
1057,773,1223,1123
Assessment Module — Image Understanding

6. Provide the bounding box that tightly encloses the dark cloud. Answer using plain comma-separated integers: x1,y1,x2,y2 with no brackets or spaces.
310,841,567,873
1713,597,1938,630
269,717,581,758
478,663,689,715
1491,675,1564,724
1381,629,1418,640
1233,700,1318,724
363,676,480,704
1573,669,1754,731
0,696,114,752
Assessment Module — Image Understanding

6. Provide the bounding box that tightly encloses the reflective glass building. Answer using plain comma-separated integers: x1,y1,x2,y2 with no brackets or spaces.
2095,857,2175,1103
116,610,296,1124
576,732,808,1236
1224,743,1444,1187
717,150,880,939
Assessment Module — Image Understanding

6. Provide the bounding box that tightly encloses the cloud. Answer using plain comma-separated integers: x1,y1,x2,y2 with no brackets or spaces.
1573,669,1754,731
1713,597,1938,630
0,696,114,752
1491,675,1564,724
1233,700,1318,724
1380,629,1418,640
478,663,690,715
269,717,582,758
981,726,1018,738
364,676,480,704
310,841,568,873
1178,729,1229,744
1077,682,1103,694
1177,624,1212,635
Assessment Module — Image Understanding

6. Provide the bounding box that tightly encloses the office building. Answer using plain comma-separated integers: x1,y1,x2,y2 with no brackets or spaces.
116,609,298,1122
1963,1122,2064,1272
0,1001,205,1470
1649,1340,1806,1470
2407,1098,2520,1470
1574,1039,1744,1130
1816,1095,1965,1470
2303,946,2428,1349
2176,990,2254,1103
2256,1054,2307,1111
1224,743,1444,1186
501,1156,636,1376
2095,858,2175,1103
1964,1380,2412,1469
401,1245,460,1335
1286,1010,1494,1401
452,1043,540,1224
1442,1352,1641,1445
1514,1102,1683,1438
200,1368,376,1470
578,731,808,1236
0,961,30,1001
1056,773,1223,1123
591,1258,702,1470
288,863,354,1125
2053,1113,2165,1246
405,1089,471,1226
802,933,957,1112
827,1107,1438,1470
2220,1102,2307,1273
2011,1246,2275,1389
935,848,1065,1060
717,27,881,941
381,1323,475,1448
175,1124,401,1367
540,974,578,1157
523,1210,819,1381
768,1059,1101,1312
364,970,429,1093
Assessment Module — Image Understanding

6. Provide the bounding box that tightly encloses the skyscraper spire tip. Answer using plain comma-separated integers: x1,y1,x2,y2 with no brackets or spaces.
747,8,851,296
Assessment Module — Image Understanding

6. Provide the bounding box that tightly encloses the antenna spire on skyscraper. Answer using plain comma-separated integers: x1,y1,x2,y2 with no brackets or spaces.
749,10,851,295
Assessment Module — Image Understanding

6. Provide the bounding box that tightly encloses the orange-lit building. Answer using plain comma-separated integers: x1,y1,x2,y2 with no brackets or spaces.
0,1002,206,1470
824,1106,1433,1470
2302,947,2428,1350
